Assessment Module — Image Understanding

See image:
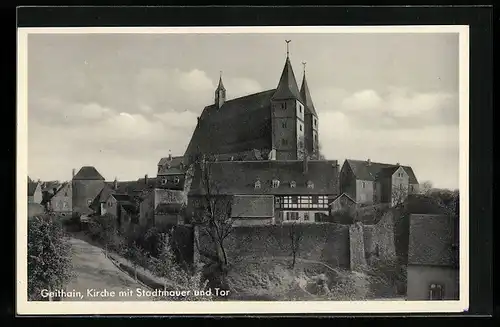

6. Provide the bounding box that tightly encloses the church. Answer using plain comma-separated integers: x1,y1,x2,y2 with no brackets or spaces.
178,43,340,225
184,43,320,165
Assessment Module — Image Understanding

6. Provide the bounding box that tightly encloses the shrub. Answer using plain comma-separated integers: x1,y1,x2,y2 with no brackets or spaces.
149,232,210,301
28,215,73,301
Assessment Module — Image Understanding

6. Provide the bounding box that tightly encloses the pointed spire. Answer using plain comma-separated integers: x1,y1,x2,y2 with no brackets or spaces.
272,40,303,102
217,70,225,91
300,63,317,116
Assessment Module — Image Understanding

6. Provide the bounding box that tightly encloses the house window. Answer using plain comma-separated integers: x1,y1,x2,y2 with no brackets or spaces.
286,212,299,221
282,138,288,146
429,284,445,300
362,182,366,188
161,178,167,185
254,180,261,189
299,105,302,113
173,176,180,184
304,212,310,221
299,124,303,131
314,118,317,126
307,181,314,189
272,179,280,188
282,103,287,110
282,121,287,128
290,181,296,188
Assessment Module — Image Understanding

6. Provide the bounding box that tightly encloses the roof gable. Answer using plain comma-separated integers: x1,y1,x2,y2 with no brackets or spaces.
408,214,458,267
271,57,303,102
73,166,105,181
28,182,40,196
346,159,419,184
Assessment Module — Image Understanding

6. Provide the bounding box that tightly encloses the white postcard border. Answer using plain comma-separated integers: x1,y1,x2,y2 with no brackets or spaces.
16,25,470,315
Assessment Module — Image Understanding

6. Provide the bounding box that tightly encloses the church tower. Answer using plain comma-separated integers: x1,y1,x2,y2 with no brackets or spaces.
271,40,307,160
300,63,319,159
214,72,226,109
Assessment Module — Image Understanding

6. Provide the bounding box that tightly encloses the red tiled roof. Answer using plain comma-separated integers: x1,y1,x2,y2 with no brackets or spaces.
408,214,459,267
73,166,105,181
189,160,340,196
345,159,419,184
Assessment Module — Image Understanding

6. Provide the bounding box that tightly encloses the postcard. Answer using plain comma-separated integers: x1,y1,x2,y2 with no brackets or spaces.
17,25,469,315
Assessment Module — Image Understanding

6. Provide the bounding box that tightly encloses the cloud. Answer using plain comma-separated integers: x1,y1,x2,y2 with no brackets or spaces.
337,87,459,129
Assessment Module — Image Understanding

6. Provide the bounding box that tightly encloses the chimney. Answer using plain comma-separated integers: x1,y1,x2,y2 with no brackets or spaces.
113,177,118,190
303,152,309,174
144,174,148,184
367,159,371,166
72,168,76,178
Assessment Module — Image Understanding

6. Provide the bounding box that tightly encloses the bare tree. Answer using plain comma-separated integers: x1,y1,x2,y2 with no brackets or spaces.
289,222,303,269
192,157,234,288
391,184,409,207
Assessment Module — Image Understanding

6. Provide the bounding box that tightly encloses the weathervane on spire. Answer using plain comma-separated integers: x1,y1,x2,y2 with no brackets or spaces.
285,40,291,57
302,61,307,74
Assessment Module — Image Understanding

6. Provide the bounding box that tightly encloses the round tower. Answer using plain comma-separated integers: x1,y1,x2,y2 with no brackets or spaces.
72,166,106,215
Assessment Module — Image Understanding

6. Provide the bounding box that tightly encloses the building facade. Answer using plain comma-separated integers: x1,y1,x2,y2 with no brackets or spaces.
48,182,72,215
72,166,106,216
187,158,340,226
340,159,419,207
28,181,43,204
406,214,459,300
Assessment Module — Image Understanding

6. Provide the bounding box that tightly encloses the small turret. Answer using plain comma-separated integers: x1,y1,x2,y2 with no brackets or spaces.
214,71,226,109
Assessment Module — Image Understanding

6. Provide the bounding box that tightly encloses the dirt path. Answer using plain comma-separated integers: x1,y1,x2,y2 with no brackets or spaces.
64,237,153,301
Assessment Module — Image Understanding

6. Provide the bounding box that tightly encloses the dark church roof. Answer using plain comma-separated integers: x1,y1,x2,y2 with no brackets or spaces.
184,89,276,162
408,214,459,267
73,166,105,181
189,160,340,196
300,74,318,116
345,159,419,184
271,56,304,102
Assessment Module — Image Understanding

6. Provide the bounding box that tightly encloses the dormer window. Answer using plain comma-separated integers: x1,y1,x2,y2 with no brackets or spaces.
254,180,261,189
290,181,296,188
272,179,280,188
173,176,180,184
307,180,314,189
161,177,167,185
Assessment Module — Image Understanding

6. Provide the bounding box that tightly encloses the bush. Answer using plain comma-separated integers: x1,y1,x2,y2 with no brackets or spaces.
149,232,210,301
28,215,73,301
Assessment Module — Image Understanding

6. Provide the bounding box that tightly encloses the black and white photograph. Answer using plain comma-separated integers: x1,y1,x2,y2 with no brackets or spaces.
17,25,469,315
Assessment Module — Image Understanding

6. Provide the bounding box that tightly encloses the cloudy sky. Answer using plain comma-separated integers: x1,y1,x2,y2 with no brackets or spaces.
26,31,460,189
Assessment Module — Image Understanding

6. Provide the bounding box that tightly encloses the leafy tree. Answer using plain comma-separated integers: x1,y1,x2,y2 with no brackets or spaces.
28,215,73,301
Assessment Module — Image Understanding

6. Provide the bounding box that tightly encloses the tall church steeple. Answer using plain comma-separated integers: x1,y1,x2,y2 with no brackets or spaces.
300,63,318,117
214,71,226,109
300,62,319,159
271,40,307,161
272,40,303,102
